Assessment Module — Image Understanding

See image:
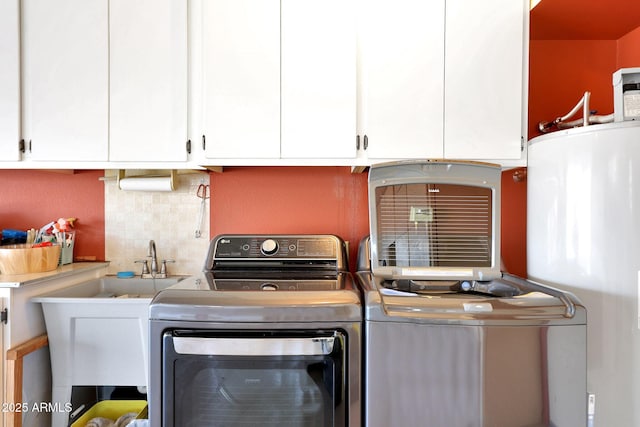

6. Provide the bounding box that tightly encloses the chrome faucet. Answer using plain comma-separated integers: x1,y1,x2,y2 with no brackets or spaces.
136,240,173,278
149,240,159,277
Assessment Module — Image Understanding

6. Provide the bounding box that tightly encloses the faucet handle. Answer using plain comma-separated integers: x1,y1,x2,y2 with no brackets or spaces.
160,259,175,275
135,259,150,276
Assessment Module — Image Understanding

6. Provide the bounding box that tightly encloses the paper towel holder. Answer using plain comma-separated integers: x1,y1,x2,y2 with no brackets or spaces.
117,169,177,191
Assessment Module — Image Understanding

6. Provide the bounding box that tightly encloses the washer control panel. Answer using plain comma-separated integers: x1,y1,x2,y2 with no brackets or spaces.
210,278,344,291
213,235,340,259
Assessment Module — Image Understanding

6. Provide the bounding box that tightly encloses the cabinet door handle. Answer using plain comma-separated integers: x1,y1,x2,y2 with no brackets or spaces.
356,135,360,150
202,135,206,150
363,135,368,150
186,139,192,154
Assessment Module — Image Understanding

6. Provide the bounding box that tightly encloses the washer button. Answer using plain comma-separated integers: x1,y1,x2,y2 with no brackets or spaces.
261,239,279,255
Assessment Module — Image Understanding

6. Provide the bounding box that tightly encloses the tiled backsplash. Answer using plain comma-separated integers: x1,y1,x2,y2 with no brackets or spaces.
104,171,210,276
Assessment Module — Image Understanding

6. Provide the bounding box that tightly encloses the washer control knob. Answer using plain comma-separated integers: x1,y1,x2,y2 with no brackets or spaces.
261,239,279,255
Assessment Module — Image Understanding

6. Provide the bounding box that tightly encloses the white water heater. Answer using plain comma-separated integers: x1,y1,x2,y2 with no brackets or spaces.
528,121,640,426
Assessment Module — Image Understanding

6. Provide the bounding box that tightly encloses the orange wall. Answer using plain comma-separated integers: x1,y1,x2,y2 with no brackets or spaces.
500,169,527,276
209,167,369,272
528,39,617,139
0,166,526,276
0,170,105,261
618,26,640,67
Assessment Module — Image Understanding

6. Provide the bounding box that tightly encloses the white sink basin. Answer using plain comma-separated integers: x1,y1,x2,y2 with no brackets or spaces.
31,274,188,413
34,275,187,300
92,276,187,298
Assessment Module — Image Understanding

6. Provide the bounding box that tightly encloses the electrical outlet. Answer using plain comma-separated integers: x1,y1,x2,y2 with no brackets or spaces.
409,206,433,223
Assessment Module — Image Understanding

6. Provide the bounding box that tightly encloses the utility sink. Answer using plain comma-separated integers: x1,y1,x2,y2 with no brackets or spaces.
34,275,187,300
94,276,187,298
31,275,188,412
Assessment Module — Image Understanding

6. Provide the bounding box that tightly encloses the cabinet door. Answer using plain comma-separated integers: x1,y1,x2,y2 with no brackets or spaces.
281,0,356,159
444,0,526,160
201,0,280,159
0,0,20,161
21,0,109,161
358,0,445,159
109,0,188,162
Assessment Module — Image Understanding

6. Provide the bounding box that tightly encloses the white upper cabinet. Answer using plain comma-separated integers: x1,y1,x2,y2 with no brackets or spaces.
10,0,526,168
443,0,527,161
109,0,188,162
0,0,20,161
280,0,356,159
21,0,109,162
357,0,527,166
201,0,280,159
357,0,445,160
199,0,356,162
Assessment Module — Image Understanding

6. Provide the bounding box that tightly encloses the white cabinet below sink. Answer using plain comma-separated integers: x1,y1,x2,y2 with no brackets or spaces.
32,275,186,427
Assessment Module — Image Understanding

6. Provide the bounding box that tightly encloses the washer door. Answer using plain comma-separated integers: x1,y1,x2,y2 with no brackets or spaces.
162,330,346,427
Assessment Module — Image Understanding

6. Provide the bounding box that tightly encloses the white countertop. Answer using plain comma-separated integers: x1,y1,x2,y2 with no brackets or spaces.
0,262,110,288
